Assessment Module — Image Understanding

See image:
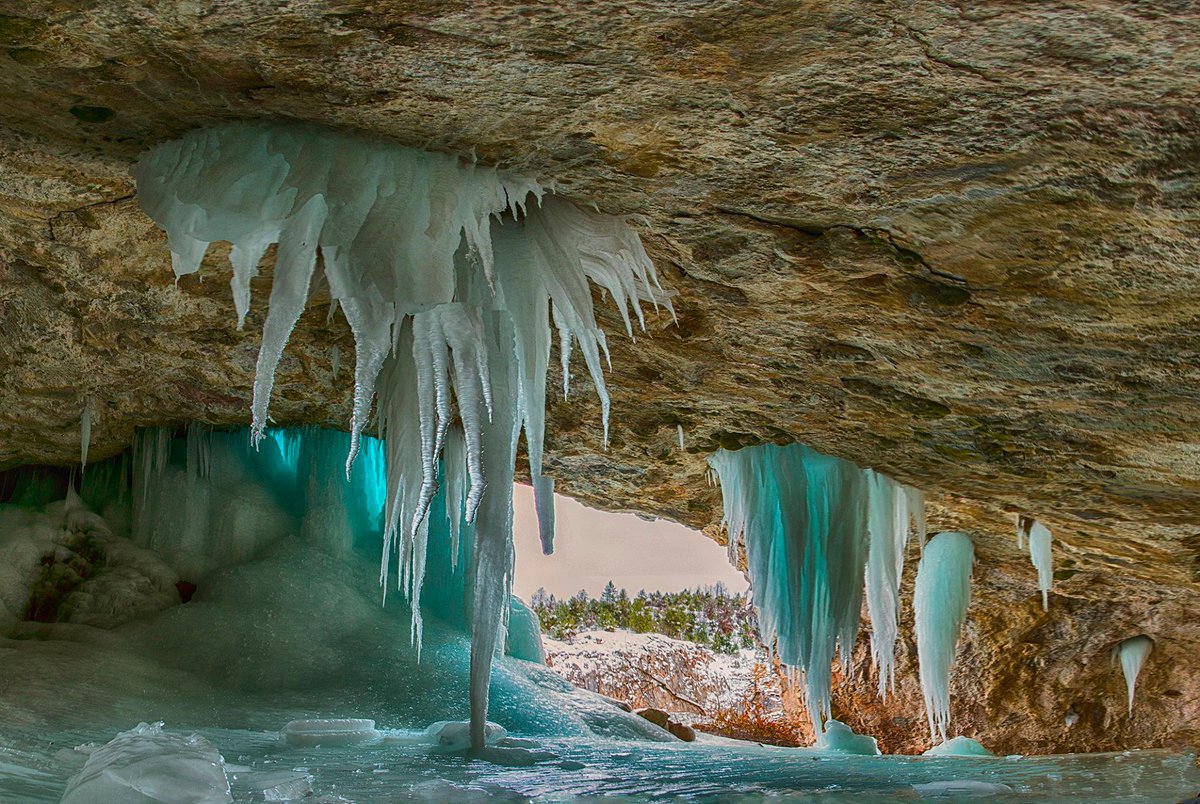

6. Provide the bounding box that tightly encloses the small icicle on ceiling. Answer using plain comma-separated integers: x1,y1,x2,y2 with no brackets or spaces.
134,122,674,748
706,443,924,732
1114,635,1154,714
1016,515,1054,611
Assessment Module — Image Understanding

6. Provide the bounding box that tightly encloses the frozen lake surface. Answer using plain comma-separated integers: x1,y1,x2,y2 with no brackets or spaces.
3,722,1198,802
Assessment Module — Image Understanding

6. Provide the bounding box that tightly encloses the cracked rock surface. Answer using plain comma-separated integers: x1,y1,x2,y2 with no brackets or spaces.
0,1,1197,752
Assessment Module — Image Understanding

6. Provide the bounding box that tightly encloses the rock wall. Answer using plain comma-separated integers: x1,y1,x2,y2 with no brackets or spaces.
0,1,1197,753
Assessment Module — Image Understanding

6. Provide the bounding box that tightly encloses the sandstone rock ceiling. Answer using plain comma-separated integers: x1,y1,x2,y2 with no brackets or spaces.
0,1,1197,596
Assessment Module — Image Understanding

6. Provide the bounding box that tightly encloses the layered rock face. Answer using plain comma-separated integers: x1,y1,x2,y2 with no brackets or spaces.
0,1,1196,752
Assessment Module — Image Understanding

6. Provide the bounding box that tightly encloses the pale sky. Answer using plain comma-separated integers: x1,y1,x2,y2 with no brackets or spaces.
511,484,749,600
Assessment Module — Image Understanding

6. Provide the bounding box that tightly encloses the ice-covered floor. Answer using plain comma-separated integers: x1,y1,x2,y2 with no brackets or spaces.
3,723,1199,802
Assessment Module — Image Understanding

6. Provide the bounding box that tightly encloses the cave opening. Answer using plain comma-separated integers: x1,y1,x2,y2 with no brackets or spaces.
0,110,1196,800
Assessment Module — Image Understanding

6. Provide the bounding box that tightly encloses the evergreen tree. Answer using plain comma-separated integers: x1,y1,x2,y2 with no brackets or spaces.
529,583,760,654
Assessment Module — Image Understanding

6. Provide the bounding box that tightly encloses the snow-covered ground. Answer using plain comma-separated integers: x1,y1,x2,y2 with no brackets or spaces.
543,630,782,724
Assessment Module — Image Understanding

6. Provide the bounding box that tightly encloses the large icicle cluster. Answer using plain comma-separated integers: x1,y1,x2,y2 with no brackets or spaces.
707,444,923,729
134,123,672,748
1016,516,1053,610
913,531,975,744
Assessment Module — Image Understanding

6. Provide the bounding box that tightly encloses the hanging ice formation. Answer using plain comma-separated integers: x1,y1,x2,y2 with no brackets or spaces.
80,396,95,473
1016,516,1053,610
866,469,925,698
706,443,923,729
913,531,975,744
1113,635,1153,714
133,122,673,749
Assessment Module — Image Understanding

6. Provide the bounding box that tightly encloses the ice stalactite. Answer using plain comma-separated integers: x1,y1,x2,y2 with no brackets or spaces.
913,531,975,745
707,443,923,730
1016,516,1053,610
1113,635,1154,714
80,396,95,474
865,471,922,698
134,123,672,748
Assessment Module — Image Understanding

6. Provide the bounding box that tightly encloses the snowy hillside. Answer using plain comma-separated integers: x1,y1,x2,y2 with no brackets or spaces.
542,630,801,744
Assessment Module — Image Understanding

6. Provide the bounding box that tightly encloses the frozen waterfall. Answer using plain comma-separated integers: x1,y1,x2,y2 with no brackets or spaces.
134,123,673,747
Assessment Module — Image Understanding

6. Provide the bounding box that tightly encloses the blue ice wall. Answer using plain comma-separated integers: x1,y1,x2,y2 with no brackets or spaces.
81,424,539,664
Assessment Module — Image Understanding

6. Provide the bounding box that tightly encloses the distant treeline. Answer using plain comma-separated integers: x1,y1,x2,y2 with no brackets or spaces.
529,582,759,654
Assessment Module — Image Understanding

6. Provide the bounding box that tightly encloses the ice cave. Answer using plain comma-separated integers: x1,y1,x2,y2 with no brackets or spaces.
2,3,1200,802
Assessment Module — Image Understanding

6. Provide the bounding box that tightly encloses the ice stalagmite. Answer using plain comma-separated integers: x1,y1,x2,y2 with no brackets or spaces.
707,443,923,729
1114,635,1153,714
913,531,975,744
134,123,673,748
1017,516,1053,610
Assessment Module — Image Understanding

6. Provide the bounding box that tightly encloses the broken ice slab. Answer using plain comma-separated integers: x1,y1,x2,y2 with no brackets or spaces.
279,719,379,747
60,722,231,804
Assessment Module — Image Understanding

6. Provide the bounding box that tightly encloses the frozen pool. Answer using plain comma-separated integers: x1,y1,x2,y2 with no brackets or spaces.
3,720,1199,802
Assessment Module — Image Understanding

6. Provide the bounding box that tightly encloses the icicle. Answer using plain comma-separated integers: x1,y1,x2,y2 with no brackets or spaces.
677,424,685,450
249,195,328,445
1028,520,1053,610
532,476,555,555
1113,635,1153,714
443,425,468,566
185,422,211,480
1015,514,1027,550
864,470,913,699
80,396,95,474
330,345,341,381
230,237,271,330
913,531,975,745
1017,516,1052,609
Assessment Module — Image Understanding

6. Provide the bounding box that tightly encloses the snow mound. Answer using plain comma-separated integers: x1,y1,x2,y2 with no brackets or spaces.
815,720,880,755
924,736,994,757
425,720,507,752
